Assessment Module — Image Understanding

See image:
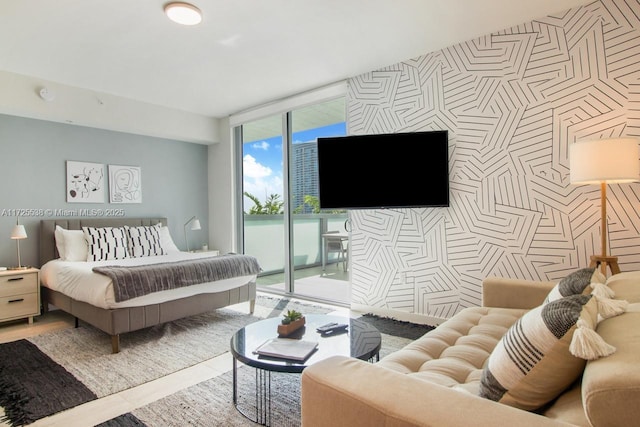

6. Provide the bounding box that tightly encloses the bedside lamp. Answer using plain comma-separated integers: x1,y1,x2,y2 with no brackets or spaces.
9,220,28,270
570,137,640,274
183,216,201,252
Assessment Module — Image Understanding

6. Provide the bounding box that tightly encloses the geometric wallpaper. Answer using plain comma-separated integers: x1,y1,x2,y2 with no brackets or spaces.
347,0,640,320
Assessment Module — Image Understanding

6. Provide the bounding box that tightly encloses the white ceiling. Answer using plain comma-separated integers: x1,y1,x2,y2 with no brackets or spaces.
0,0,590,119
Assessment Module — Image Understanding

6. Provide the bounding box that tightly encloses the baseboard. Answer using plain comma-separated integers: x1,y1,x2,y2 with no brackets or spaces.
349,304,446,327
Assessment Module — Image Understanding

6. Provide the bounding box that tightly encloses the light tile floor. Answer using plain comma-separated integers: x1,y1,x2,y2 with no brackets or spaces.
0,295,353,427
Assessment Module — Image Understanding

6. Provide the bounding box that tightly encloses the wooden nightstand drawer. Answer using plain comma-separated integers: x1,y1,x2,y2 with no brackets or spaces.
0,268,40,324
0,271,38,297
0,292,39,319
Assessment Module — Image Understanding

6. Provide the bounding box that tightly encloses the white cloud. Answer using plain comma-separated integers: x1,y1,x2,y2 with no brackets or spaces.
242,155,283,207
243,154,272,178
243,175,283,208
252,141,270,150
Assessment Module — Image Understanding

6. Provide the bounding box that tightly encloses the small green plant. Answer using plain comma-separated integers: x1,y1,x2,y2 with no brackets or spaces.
281,309,303,325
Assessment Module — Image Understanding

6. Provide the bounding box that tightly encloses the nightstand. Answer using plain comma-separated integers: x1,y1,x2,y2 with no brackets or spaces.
0,267,40,324
191,249,220,255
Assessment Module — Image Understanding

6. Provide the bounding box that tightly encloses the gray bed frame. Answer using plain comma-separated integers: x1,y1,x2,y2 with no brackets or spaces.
39,218,256,353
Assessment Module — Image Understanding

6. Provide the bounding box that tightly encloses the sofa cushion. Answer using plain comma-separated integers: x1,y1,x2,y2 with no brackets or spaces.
478,294,605,411
582,311,640,427
377,307,527,394
605,271,640,303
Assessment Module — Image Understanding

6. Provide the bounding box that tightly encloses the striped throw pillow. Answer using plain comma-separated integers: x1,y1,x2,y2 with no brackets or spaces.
544,267,607,303
478,294,613,411
83,227,129,261
125,224,165,257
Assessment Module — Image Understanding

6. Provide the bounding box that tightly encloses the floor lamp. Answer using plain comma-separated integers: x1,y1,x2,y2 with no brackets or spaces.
570,138,640,275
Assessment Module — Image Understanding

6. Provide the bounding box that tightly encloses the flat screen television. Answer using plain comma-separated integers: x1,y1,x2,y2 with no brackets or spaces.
317,130,449,209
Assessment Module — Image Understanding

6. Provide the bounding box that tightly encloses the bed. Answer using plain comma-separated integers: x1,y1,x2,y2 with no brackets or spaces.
39,218,258,353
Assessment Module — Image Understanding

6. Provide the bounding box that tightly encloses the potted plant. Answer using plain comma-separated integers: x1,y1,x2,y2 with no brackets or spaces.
277,309,306,336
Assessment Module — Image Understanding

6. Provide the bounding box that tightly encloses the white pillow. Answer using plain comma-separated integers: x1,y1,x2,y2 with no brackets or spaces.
54,225,89,262
54,225,66,258
83,226,129,261
159,226,180,253
125,224,165,257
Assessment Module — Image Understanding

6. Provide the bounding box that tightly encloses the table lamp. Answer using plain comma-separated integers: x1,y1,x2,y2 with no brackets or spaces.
9,220,28,270
570,137,640,274
183,216,201,252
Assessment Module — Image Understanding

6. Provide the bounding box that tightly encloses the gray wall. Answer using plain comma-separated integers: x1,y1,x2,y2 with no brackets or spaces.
348,0,640,320
0,114,208,267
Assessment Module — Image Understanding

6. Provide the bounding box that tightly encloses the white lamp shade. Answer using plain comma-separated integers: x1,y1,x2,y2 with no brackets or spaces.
570,138,640,184
11,225,27,240
191,219,202,231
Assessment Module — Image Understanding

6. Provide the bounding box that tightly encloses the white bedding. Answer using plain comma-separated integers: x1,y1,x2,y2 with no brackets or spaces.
40,251,257,310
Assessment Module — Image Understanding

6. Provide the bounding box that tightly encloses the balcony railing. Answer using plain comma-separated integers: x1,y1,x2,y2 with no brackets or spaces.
243,213,349,275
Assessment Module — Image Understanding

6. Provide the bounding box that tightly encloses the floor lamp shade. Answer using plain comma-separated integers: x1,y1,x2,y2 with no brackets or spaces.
569,138,640,273
570,138,640,184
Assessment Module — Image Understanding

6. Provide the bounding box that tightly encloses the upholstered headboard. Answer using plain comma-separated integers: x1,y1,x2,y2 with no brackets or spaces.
39,217,167,266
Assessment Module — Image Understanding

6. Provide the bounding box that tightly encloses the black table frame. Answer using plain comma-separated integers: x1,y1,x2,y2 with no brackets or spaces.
230,314,381,426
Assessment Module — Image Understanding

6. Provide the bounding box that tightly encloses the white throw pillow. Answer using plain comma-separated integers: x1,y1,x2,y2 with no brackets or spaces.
125,224,165,257
54,225,89,261
83,226,129,261
159,226,180,253
479,294,615,411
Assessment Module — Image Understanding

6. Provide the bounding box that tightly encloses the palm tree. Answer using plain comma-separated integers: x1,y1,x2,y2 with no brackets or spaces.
244,192,284,214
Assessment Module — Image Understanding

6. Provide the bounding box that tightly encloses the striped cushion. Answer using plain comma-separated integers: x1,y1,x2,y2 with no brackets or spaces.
478,294,599,410
83,226,129,261
544,267,606,303
125,224,165,257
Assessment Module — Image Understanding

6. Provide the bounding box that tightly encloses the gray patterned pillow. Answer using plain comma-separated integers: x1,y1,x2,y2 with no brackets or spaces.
479,294,614,411
125,224,165,257
83,227,129,261
544,267,607,303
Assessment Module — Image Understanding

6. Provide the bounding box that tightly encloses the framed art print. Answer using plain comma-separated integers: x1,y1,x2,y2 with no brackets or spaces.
109,164,142,203
66,160,105,203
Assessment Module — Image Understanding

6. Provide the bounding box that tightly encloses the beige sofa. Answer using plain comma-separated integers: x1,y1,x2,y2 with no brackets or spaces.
301,272,640,426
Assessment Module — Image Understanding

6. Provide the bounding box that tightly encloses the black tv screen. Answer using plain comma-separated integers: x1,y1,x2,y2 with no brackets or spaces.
317,130,449,209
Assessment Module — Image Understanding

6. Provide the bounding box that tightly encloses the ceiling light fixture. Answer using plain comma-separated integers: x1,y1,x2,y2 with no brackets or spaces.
164,2,202,26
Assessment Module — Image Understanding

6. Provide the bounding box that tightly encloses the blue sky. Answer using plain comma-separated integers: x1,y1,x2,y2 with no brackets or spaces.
243,122,346,205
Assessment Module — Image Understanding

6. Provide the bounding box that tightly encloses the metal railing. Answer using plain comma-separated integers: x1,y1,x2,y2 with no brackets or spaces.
243,213,348,275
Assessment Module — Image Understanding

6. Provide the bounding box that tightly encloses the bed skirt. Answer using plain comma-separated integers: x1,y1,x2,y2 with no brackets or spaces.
41,280,256,353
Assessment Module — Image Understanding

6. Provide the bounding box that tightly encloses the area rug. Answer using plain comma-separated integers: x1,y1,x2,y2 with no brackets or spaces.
0,295,330,426
0,299,436,427
131,316,434,426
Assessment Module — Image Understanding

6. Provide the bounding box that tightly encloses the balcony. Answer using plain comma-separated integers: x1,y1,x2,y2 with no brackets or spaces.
243,213,350,305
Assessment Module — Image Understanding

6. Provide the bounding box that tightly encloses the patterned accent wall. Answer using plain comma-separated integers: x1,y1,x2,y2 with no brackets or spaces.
347,0,640,319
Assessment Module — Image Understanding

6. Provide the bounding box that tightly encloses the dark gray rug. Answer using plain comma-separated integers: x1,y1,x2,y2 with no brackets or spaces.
360,313,435,340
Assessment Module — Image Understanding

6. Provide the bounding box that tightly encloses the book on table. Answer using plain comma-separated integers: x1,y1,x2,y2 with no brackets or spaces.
254,338,318,361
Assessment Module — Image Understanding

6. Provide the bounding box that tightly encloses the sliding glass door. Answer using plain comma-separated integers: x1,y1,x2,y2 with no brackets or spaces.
240,114,286,292
289,101,348,302
237,97,348,304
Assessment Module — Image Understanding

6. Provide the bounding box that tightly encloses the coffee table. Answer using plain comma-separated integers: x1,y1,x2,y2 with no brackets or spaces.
230,314,381,426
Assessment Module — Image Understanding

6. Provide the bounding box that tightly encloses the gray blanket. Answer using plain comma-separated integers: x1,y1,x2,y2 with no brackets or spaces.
92,254,261,302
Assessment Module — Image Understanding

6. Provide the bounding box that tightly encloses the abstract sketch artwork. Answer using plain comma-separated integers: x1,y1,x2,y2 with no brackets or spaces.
66,161,105,203
109,165,142,203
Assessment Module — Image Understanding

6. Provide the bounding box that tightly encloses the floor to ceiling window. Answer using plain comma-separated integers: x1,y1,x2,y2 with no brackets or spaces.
236,95,347,305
